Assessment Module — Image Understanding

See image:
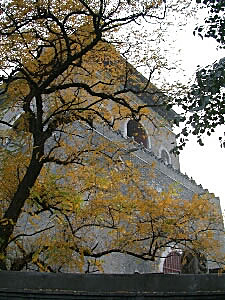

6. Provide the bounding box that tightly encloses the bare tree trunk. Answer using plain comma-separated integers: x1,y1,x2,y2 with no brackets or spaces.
0,146,44,269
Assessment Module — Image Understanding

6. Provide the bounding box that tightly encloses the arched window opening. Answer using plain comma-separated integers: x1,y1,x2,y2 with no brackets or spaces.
163,251,181,274
127,120,148,148
161,149,170,165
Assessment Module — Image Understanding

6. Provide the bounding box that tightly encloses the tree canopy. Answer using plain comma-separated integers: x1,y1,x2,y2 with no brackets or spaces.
195,0,224,47
173,0,225,150
0,0,224,272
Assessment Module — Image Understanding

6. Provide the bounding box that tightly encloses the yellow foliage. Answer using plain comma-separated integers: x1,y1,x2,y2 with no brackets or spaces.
0,134,223,272
0,0,223,273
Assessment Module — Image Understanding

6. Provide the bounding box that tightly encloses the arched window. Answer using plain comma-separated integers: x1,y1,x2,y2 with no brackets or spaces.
161,149,170,165
127,120,148,148
163,251,181,274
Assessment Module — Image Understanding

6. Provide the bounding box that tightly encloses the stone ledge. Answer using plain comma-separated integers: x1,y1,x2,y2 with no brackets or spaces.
0,272,225,299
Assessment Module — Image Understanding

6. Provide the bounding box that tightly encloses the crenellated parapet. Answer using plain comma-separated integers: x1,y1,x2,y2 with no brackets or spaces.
94,122,221,206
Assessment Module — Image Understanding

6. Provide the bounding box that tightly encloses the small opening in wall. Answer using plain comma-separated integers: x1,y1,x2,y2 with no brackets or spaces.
161,149,170,165
163,251,181,274
127,120,148,148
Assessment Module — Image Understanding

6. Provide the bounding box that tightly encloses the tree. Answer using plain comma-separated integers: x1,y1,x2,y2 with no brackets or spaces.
1,142,223,272
0,0,223,272
172,0,225,151
195,0,224,47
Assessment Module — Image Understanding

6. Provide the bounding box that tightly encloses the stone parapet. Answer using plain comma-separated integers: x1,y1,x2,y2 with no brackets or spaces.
0,271,225,299
94,124,221,204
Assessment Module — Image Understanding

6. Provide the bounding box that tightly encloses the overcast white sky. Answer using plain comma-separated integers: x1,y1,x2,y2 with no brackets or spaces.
167,13,225,212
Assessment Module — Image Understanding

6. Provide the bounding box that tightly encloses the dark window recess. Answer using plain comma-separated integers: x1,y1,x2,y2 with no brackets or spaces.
163,251,181,274
161,149,170,165
127,120,148,148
